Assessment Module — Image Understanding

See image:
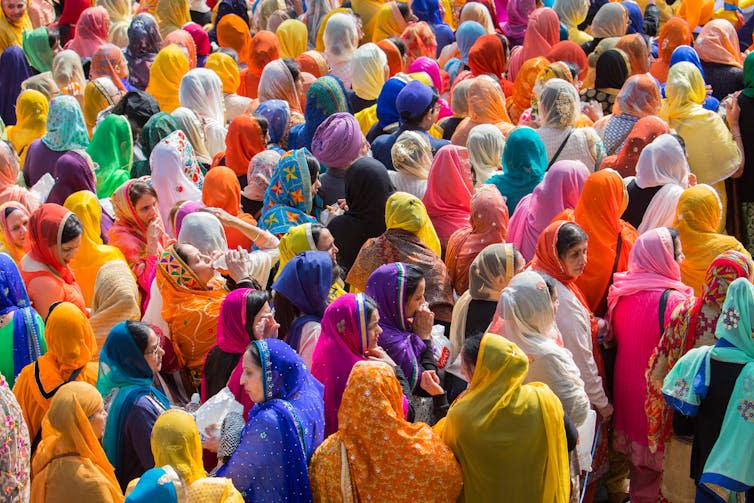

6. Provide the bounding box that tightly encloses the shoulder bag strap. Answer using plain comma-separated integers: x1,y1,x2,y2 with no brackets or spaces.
548,128,574,168
658,289,672,336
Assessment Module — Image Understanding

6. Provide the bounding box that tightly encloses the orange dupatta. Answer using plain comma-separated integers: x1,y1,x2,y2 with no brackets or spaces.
202,166,258,250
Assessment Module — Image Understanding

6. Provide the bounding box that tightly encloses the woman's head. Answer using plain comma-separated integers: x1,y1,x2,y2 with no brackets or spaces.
403,263,426,318
3,205,29,249
460,334,482,382
48,381,107,443
245,289,273,339
310,223,338,261
59,212,83,264
127,180,160,227
2,0,27,22
556,222,588,277
538,78,579,128
125,320,164,373
174,242,214,285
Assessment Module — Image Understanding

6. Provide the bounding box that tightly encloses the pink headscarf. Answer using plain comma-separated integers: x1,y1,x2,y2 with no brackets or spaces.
408,56,443,92
423,144,474,247
507,160,589,262
64,6,110,58
182,22,211,59
507,7,560,81
606,227,694,321
502,0,536,41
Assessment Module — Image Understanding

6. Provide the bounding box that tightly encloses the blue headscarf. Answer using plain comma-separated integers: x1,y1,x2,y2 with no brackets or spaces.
98,322,169,472
412,0,443,24
124,467,182,502
486,127,547,214
216,338,325,503
376,77,409,129
258,148,317,237
456,21,486,64
288,75,350,150
0,253,45,386
662,45,720,111
622,1,644,34
434,23,455,56
255,99,291,148
0,46,33,126
272,250,332,352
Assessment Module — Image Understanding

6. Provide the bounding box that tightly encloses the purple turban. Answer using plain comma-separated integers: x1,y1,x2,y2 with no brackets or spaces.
311,112,363,169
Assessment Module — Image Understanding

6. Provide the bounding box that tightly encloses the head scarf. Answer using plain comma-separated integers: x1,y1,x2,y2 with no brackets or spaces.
130,111,178,176
508,8,559,81
151,410,204,485
178,68,225,137
146,44,190,112
155,0,190,38
205,52,241,94
507,56,549,122
649,17,692,83
22,27,53,73
0,46,33,126
215,0,250,28
65,6,110,58
295,75,349,150
241,30,281,98
591,3,627,38
352,43,388,100
111,90,160,137
503,0,536,41
383,191,442,256
244,150,281,201
89,261,140,351
311,112,363,169
593,48,630,92
600,115,669,177
621,1,643,34
546,41,589,80
615,73,660,117
615,34,649,75
466,124,504,184
323,12,358,66
171,107,212,165
453,76,512,145
375,76,409,129
82,78,122,136
537,78,580,128
276,19,307,58
125,14,162,90
6,89,47,162
508,160,589,261
434,334,570,502
670,44,706,80
489,126,547,214
162,29,197,68
391,130,433,179
0,202,31,265
176,211,227,256
468,34,508,81
274,223,320,281
296,50,330,78
401,21,438,65
87,114,133,198
31,382,121,501
90,44,129,95
694,19,742,68
554,0,591,42
446,185,509,295
201,167,256,248
366,2,408,42
182,22,210,61
456,21,486,64
27,204,79,285
252,0,285,31
216,14,252,66
305,0,338,48
0,0,32,54
46,151,97,206
257,59,302,113
311,360,463,501
99,0,133,48
254,99,291,148
52,50,86,102
423,145,474,245
223,114,265,176
258,148,317,236
124,467,185,502
460,2,496,34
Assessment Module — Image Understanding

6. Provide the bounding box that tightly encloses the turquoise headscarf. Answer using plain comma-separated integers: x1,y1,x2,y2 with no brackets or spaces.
98,322,169,472
124,466,183,502
663,277,754,498
486,126,547,214
41,95,89,152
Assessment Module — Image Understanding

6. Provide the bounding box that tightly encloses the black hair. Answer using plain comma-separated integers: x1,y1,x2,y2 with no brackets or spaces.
244,290,271,335
61,214,83,244
364,295,379,321
128,179,158,206
310,223,326,245
556,222,588,258
495,34,510,61
126,320,153,353
304,152,320,182
244,341,262,367
4,206,19,219
273,291,301,343
397,2,410,20
174,243,191,265
461,335,483,373
539,272,558,301
671,133,687,155
404,263,425,297
47,26,60,50
46,301,63,322
387,36,407,57
667,227,682,261
564,62,580,81
282,58,300,82
252,115,269,140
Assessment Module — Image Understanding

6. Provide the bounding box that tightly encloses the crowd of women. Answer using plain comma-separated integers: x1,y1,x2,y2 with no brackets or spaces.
0,0,753,499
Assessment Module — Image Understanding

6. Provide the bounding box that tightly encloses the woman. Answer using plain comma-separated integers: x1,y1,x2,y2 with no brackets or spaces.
202,288,276,414
401,22,437,66
64,6,110,58
205,52,253,123
0,371,30,500
97,321,169,489
327,157,394,273
12,302,98,447
661,277,754,502
487,126,547,214
22,95,89,188
674,184,749,295
30,381,123,502
83,78,124,136
507,57,549,124
243,150,281,217
0,0,32,54
350,43,388,112
554,0,592,44
179,68,226,157
557,169,638,316
422,145,474,249
502,0,535,46
508,160,588,262
546,40,589,81
90,260,141,352
459,3,496,34
580,49,630,115
276,19,307,58
388,130,432,199
348,192,453,323
445,185,508,296
436,80,472,142
606,227,693,501
91,44,130,92
600,115,669,177
216,114,267,181
0,47,32,126
615,33,649,75
20,204,86,318
649,17,692,84
63,192,126,306
254,100,292,153
363,2,406,42
598,74,661,158
535,78,605,170
149,410,244,501
147,45,190,113
239,31,281,100
271,251,332,366
0,251,45,388
258,59,304,115
52,50,86,105
466,34,510,89
258,148,319,237
0,202,31,266
100,0,132,48
162,29,197,69
6,89,47,166
87,114,133,198
125,14,162,90
172,107,213,167
695,19,744,100
622,134,690,234
156,0,190,38
216,339,324,502
507,7,559,81
123,467,186,501
215,14,252,67
108,180,170,303
434,334,571,502
451,76,514,146
289,76,350,151
309,360,463,503
202,166,259,250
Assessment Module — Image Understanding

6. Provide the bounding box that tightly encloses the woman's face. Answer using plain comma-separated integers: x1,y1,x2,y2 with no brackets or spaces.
252,301,274,340
366,308,382,350
1,0,27,22
560,241,588,278
143,328,165,373
5,209,29,248
404,278,426,318
60,235,81,264
549,287,559,316
183,244,215,285
240,350,265,403
316,228,338,262
88,405,108,440
311,173,321,197
134,193,159,227
673,234,685,264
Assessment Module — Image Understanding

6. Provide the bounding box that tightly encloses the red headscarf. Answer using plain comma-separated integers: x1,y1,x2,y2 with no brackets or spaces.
29,204,78,284
468,34,511,92
546,40,589,81
400,22,437,65
64,6,110,58
507,7,560,81
599,115,669,177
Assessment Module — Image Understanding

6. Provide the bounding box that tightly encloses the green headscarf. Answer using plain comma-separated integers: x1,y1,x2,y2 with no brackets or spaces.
87,114,133,198
131,112,179,177
743,51,754,99
22,27,53,73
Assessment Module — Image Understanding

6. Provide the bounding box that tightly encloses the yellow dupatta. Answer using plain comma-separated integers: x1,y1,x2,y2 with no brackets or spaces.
385,191,441,257
0,7,32,54
6,89,48,166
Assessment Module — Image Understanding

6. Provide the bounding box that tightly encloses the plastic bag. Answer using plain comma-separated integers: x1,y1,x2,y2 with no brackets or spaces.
576,409,597,472
431,325,451,370
194,387,243,440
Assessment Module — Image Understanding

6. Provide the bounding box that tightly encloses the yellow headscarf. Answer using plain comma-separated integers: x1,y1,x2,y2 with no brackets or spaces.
433,334,570,503
156,0,190,38
354,104,377,134
147,44,190,112
151,409,206,485
63,191,126,306
351,42,388,101
674,184,750,295
365,2,407,43
205,52,241,94
83,78,123,137
385,191,442,257
99,0,134,48
276,19,308,58
90,260,141,355
31,381,123,503
276,222,318,279
351,0,385,30
554,0,593,44
0,5,32,55
6,89,47,166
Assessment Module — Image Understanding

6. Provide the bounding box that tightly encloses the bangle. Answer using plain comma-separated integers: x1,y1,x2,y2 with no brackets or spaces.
733,133,742,140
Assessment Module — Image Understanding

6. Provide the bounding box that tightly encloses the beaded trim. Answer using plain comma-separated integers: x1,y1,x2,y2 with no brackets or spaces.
256,339,273,401
356,293,368,354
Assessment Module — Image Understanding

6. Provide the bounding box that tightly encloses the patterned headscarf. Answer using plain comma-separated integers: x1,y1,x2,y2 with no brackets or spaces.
41,95,89,152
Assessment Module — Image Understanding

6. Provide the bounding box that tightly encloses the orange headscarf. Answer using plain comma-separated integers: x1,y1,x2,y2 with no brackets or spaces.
507,56,549,123
161,29,198,68
202,166,258,250
468,34,509,83
452,76,514,146
694,19,743,68
216,14,252,66
239,30,280,99
555,169,638,316
677,0,714,31
599,115,669,177
12,302,98,443
27,204,78,285
649,17,692,83
377,38,404,76
615,33,650,75
221,114,266,176
296,50,329,77
0,202,31,265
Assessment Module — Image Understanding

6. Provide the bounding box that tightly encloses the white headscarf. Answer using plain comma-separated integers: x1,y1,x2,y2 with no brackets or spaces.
178,212,228,255
467,124,505,186
178,68,227,157
323,12,358,88
538,78,580,129
351,43,388,101
171,107,212,165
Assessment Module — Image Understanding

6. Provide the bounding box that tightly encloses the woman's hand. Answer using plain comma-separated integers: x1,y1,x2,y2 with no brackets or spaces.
365,346,397,367
411,304,435,340
581,100,603,122
254,312,280,340
598,403,614,421
201,424,220,453
146,220,164,257
420,370,445,396
225,248,251,283
207,207,240,228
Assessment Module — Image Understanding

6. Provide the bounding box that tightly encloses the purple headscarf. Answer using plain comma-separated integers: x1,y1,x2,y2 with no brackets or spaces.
502,0,536,44
173,201,205,236
125,13,162,90
365,262,426,392
408,56,443,92
47,151,97,205
0,46,34,125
